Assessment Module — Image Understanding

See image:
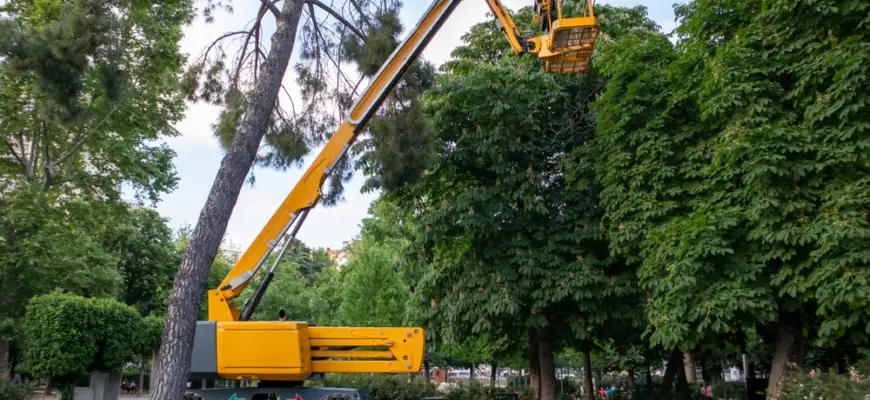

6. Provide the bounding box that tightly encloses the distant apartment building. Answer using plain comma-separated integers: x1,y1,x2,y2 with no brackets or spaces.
325,247,349,268
221,239,243,264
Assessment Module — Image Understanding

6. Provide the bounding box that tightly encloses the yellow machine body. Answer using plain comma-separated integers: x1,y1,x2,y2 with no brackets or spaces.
193,0,598,385
208,322,424,381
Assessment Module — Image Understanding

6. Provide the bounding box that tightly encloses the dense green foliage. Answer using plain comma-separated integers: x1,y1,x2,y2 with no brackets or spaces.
339,239,408,327
589,0,870,361
0,379,36,400
23,292,158,399
0,0,190,380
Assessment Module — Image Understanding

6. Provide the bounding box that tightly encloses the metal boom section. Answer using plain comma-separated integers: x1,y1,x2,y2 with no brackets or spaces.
208,0,466,322
207,0,599,322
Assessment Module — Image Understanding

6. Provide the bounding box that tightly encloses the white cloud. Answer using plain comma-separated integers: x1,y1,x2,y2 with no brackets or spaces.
154,0,676,252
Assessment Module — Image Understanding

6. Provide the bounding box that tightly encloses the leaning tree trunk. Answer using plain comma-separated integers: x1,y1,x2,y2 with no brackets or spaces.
528,329,541,400
149,2,306,400
767,310,805,400
537,327,557,400
582,346,594,400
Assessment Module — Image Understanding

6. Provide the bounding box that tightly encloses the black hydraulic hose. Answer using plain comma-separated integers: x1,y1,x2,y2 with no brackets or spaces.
240,208,310,321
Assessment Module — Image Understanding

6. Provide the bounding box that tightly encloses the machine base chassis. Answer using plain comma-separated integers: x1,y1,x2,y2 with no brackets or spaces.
186,387,368,400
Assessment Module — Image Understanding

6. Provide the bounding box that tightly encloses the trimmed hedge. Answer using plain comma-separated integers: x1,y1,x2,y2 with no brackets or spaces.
22,292,163,400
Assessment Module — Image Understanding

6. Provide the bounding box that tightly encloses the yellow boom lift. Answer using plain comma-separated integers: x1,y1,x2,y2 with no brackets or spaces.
188,1,597,399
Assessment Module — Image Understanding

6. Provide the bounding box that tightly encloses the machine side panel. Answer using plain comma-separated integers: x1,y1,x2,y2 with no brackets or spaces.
189,321,219,379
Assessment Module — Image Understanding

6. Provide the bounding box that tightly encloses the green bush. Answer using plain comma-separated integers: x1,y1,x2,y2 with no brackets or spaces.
780,370,870,400
444,380,519,400
309,374,436,400
121,369,150,392
23,292,149,400
0,380,37,400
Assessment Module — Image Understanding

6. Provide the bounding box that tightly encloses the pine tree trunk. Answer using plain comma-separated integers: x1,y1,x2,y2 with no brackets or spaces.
583,347,594,400
528,328,541,400
537,327,557,400
149,3,306,400
767,310,805,400
683,352,696,383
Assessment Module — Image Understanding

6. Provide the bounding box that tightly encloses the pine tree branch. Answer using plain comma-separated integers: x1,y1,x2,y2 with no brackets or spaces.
232,5,268,89
260,0,282,20
306,0,365,40
201,31,250,61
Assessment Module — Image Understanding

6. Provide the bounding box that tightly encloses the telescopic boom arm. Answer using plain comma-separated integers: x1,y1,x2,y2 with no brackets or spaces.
191,0,598,384
207,0,598,323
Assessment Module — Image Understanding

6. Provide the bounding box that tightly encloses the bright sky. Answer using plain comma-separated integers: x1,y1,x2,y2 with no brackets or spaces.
152,0,676,252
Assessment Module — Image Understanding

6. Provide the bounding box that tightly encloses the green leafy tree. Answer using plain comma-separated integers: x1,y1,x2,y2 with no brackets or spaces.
310,264,346,327
401,6,659,399
243,258,319,323
23,292,142,400
409,59,634,400
339,238,408,327
0,188,122,378
589,0,870,396
103,208,181,317
0,0,185,200
0,0,188,377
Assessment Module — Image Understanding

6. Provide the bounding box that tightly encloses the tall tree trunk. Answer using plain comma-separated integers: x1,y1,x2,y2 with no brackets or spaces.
683,352,696,383
628,369,636,390
149,3,306,400
139,356,146,395
767,310,805,400
676,356,689,394
424,356,431,381
45,376,53,395
663,347,683,390
528,328,541,400
646,367,653,388
0,339,8,381
537,327,557,400
708,362,721,386
149,351,157,393
491,362,497,385
470,362,475,381
583,346,594,400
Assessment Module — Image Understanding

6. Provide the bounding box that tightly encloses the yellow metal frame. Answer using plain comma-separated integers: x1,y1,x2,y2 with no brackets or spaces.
214,322,424,380
203,0,599,381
